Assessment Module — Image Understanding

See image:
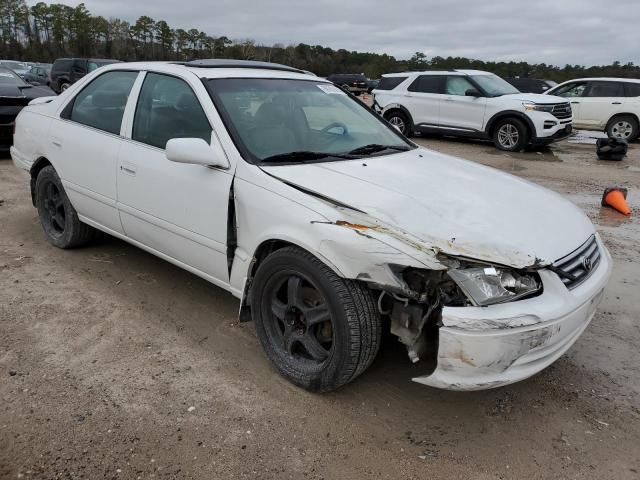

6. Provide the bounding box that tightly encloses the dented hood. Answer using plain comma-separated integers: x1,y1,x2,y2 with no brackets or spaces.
262,149,595,268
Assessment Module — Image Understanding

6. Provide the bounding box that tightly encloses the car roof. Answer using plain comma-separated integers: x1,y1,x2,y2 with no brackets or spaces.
98,60,322,81
382,69,495,77
560,77,640,84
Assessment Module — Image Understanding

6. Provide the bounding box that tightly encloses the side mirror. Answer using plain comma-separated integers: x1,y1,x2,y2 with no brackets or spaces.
166,138,229,169
465,88,482,97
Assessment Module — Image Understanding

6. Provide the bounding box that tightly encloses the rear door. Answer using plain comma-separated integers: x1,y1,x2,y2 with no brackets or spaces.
49,70,140,234
403,75,445,128
439,75,487,132
580,81,626,129
116,71,233,286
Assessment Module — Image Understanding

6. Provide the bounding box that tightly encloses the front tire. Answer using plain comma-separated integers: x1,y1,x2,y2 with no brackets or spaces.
606,115,639,142
493,117,529,151
251,247,381,392
35,166,96,249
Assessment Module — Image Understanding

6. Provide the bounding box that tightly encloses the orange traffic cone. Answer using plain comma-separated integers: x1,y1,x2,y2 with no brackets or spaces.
601,187,631,215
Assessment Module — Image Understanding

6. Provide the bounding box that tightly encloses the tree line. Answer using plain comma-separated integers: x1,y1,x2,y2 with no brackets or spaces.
1,0,638,82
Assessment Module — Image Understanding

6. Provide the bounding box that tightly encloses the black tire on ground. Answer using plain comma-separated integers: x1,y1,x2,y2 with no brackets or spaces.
606,114,639,142
35,166,96,249
251,246,381,392
492,117,529,151
385,110,413,137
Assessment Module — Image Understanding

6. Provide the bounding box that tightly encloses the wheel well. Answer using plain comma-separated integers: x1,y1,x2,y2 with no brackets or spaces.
29,157,52,206
238,239,300,321
487,113,533,140
606,113,640,130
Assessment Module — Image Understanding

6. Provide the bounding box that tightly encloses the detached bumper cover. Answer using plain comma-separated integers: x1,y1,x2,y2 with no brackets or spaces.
413,237,612,391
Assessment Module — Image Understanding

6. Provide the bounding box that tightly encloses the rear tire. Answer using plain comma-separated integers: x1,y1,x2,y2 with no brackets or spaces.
606,115,639,142
493,117,529,151
35,166,96,249
251,247,381,392
385,110,413,137
60,82,70,92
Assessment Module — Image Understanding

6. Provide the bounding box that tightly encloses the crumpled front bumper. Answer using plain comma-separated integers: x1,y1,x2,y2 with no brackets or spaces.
413,238,612,391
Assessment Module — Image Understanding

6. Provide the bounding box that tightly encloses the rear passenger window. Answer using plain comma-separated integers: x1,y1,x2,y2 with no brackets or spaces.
132,73,212,149
68,71,138,135
376,76,407,90
586,81,624,97
625,83,640,97
408,75,445,94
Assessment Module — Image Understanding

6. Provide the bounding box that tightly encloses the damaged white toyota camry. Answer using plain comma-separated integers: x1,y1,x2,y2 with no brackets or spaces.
11,60,612,392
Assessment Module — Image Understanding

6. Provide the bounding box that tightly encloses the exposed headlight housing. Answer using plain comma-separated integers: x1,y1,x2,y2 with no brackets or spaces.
448,266,541,307
523,102,554,113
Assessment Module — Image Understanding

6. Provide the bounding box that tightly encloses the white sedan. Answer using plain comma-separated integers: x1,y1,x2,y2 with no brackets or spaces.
11,60,612,392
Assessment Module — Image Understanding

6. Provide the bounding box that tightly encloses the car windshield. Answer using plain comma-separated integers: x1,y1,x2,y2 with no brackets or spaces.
205,78,412,163
0,68,26,86
471,74,520,97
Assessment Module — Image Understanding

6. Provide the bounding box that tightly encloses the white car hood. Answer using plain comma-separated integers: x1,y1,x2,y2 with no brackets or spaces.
262,149,594,269
501,93,566,104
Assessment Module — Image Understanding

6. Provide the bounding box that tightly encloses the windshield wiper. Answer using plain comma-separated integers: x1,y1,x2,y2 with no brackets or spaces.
261,151,357,163
346,144,411,155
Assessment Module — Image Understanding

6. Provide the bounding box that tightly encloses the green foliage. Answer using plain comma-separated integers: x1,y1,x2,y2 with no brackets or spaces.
0,0,638,82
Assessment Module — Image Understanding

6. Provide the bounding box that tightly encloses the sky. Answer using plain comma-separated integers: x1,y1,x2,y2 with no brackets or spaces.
52,0,640,66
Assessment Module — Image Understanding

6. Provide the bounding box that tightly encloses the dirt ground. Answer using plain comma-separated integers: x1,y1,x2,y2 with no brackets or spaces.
1,132,639,480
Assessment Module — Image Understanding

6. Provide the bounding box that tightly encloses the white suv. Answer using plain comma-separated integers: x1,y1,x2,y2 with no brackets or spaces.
373,69,573,151
545,78,640,142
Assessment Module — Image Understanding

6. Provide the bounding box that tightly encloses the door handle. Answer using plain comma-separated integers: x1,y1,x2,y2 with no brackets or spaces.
444,97,454,102
119,164,136,176
612,102,622,105
51,138,62,147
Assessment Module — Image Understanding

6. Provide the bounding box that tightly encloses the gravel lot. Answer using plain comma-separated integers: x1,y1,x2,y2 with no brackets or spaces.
1,134,639,480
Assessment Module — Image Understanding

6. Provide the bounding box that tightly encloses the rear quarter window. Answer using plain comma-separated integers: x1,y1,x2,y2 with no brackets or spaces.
625,83,640,97
376,76,408,90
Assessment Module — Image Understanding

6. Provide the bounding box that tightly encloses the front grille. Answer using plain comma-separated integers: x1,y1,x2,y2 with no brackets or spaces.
551,103,572,119
551,235,601,289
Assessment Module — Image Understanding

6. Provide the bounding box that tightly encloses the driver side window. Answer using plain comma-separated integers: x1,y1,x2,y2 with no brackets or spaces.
553,82,587,98
446,76,475,96
132,73,212,149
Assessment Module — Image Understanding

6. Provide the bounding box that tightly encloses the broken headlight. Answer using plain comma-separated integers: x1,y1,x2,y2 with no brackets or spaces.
448,266,541,307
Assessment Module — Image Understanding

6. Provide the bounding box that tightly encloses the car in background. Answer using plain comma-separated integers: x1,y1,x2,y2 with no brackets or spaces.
0,60,30,78
23,64,52,86
373,69,573,151
49,58,121,93
0,66,55,149
326,73,368,95
545,78,640,141
504,77,557,94
366,78,379,94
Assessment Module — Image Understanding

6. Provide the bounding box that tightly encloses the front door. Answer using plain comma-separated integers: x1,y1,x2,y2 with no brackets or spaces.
116,72,233,286
549,81,589,128
439,75,487,132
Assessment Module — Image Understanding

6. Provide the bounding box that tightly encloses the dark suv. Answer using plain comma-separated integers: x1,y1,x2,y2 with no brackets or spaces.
50,58,121,93
326,73,368,95
504,77,557,94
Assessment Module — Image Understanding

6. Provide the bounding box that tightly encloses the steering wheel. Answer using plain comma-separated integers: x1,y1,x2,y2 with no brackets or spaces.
321,122,349,136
